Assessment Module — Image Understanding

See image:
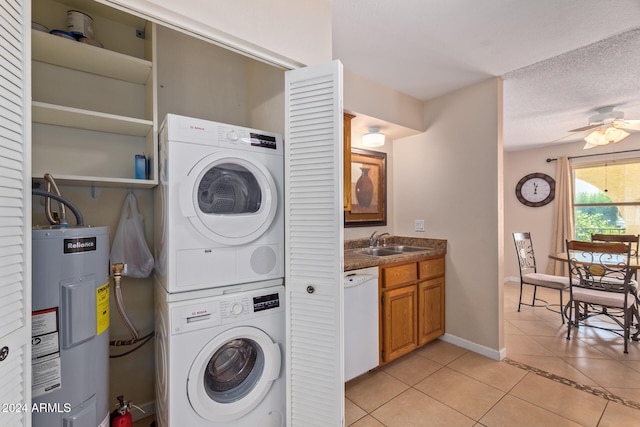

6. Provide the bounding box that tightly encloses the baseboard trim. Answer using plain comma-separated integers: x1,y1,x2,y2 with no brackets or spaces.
439,333,506,361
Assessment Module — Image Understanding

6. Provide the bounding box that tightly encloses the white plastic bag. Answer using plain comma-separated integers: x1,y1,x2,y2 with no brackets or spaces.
110,193,154,278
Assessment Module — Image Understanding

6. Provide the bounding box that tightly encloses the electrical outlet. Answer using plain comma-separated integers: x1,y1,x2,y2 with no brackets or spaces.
414,219,425,232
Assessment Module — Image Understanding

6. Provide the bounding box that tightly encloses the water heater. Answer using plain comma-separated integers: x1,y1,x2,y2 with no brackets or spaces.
32,226,110,427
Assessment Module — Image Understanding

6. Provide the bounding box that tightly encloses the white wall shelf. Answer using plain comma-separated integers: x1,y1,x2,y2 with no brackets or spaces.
32,174,158,189
32,102,153,136
31,29,152,84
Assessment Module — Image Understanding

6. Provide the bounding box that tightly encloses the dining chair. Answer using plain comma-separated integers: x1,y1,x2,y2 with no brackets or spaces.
513,232,570,323
591,233,640,328
565,240,636,353
591,233,640,277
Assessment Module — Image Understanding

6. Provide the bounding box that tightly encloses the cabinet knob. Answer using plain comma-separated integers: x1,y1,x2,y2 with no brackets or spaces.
0,346,8,361
306,286,315,294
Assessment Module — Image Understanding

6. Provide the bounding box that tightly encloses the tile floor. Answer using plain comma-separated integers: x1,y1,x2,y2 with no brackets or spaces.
134,280,640,426
344,281,640,426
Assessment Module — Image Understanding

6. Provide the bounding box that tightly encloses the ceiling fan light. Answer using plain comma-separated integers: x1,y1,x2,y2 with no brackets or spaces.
583,126,630,149
584,129,610,147
362,126,385,147
604,126,629,143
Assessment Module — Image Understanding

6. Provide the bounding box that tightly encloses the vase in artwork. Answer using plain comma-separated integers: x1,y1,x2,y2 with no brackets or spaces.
355,167,373,208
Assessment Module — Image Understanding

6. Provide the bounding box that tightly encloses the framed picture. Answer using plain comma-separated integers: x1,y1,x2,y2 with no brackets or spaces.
345,148,387,227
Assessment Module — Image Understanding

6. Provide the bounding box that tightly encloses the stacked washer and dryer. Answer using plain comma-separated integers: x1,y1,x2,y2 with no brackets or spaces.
154,114,286,427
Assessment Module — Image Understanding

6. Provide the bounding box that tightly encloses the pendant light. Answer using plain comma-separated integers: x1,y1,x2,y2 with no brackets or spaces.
362,127,385,147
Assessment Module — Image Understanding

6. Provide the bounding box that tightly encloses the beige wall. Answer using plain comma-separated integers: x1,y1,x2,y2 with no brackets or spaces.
393,78,504,357
344,69,425,133
156,25,285,133
105,0,332,67
504,133,640,281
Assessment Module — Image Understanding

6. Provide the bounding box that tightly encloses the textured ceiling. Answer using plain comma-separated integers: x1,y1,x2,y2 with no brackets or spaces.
332,0,640,150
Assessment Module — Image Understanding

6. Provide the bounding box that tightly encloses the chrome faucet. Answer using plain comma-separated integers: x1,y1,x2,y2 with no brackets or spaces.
369,231,390,247
369,231,378,247
377,232,390,247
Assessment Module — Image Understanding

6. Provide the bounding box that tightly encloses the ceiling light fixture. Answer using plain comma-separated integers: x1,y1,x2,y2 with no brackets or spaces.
583,126,630,149
362,127,385,147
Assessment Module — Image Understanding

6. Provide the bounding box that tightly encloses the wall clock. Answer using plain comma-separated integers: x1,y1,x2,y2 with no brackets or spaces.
515,173,555,207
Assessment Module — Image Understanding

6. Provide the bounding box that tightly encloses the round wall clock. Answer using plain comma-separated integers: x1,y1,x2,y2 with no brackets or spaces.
515,173,555,207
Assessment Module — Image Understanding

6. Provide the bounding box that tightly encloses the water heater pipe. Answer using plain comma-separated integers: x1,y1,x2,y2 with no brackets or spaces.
32,188,84,226
44,173,67,225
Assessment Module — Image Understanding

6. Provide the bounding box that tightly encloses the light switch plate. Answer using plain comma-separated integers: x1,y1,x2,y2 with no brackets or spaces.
414,220,425,232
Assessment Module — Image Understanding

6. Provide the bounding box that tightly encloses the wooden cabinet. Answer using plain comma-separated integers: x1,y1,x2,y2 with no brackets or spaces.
418,257,445,345
31,0,157,188
381,285,417,362
343,112,355,210
380,255,445,364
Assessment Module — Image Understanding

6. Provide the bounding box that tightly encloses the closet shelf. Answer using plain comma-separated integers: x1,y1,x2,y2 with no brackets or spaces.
31,173,157,189
31,29,152,84
32,102,154,136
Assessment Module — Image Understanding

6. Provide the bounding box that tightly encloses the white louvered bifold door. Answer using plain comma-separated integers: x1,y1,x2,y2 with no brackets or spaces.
285,60,344,426
0,0,32,426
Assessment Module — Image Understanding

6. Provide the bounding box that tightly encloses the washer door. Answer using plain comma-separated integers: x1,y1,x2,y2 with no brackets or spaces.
187,326,281,422
181,153,278,245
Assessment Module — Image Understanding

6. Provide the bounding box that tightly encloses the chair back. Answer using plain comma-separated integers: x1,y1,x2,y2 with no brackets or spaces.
591,233,639,257
513,232,537,275
565,240,633,294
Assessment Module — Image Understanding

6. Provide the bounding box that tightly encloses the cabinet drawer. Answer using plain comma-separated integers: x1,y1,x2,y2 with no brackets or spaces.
382,263,417,288
419,257,445,279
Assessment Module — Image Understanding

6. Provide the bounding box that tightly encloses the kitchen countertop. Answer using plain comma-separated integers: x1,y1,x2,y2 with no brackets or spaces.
344,236,447,271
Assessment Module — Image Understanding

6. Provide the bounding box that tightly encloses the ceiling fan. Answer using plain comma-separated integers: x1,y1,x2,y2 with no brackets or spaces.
568,106,640,149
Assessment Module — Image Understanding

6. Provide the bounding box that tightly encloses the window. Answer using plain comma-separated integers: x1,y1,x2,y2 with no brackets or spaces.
573,160,640,241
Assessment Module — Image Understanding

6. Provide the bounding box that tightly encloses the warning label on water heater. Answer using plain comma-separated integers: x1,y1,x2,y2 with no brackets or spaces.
96,282,110,335
31,308,62,398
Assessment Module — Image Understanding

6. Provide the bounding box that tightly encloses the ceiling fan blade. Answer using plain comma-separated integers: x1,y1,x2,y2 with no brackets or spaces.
568,123,602,132
615,119,640,131
548,133,580,144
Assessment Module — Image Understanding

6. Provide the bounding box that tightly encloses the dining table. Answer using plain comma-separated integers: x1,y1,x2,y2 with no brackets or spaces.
549,252,640,270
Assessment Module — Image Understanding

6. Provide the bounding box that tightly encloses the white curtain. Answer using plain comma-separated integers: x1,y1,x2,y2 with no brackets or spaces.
547,156,574,275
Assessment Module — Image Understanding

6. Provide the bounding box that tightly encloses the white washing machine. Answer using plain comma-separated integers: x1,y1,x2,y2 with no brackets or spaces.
154,280,286,427
155,114,284,293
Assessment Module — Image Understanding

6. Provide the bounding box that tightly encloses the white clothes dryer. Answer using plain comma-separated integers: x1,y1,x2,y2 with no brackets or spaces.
155,114,284,293
154,281,285,427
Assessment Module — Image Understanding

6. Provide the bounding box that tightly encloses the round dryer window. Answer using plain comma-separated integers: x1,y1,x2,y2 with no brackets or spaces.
187,326,281,422
198,164,261,215
181,154,278,246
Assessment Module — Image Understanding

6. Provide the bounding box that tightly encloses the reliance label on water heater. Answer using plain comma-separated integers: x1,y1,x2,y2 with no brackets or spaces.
63,237,96,254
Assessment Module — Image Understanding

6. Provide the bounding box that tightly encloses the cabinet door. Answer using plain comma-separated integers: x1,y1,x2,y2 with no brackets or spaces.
0,1,31,425
381,285,417,363
418,277,445,345
343,112,354,210
285,60,344,427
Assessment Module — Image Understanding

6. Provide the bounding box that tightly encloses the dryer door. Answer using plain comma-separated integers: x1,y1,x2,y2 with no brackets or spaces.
187,326,281,422
181,153,278,245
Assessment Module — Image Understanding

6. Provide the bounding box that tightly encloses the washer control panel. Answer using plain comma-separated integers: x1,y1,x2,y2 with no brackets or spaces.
170,285,284,333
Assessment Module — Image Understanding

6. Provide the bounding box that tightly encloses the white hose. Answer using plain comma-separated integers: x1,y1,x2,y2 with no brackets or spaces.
112,265,139,341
